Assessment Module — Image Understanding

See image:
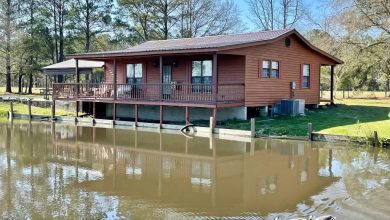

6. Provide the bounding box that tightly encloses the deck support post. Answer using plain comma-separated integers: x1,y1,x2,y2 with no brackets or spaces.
212,108,217,130
113,58,117,100
330,65,335,105
9,102,13,120
308,123,313,140
92,102,96,118
159,105,163,129
212,53,218,102
185,106,190,125
51,100,56,120
112,103,116,125
250,118,256,137
75,101,79,117
28,99,32,119
134,104,138,127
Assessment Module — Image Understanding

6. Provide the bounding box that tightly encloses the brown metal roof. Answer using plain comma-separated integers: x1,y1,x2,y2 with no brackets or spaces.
70,29,343,64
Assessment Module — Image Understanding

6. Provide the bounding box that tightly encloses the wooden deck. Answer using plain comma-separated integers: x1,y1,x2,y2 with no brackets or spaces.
53,83,245,107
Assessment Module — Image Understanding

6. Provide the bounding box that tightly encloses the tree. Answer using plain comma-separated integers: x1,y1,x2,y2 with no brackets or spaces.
0,0,19,93
178,0,243,38
118,0,158,41
69,0,113,52
247,0,303,30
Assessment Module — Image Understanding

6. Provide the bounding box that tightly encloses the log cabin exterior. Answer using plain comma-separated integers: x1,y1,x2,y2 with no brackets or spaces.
53,29,342,126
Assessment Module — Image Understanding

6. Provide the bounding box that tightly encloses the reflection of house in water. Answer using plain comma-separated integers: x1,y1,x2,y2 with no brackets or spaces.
51,125,338,216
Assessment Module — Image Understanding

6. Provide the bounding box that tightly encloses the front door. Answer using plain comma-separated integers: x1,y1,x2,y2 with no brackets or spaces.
162,65,172,95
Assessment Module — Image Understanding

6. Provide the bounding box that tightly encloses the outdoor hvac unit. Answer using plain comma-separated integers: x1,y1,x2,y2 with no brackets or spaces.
280,99,305,115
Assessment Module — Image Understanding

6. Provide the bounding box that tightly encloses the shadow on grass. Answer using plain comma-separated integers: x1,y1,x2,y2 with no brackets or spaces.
220,104,390,136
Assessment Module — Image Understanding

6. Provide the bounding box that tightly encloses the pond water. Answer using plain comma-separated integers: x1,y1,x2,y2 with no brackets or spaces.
0,121,389,219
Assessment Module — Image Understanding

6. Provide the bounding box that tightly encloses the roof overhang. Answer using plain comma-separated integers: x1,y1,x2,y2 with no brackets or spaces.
68,29,343,65
42,58,104,75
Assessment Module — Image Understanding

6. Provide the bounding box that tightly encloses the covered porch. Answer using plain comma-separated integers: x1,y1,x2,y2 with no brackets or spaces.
53,53,245,106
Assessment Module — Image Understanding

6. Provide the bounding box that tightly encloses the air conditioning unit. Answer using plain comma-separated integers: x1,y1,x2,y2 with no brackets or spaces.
280,99,305,115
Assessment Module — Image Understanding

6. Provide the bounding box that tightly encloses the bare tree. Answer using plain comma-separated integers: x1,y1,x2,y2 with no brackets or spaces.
247,0,275,30
179,0,242,38
247,0,303,30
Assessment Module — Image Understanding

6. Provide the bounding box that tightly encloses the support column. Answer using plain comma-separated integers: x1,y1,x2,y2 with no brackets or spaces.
212,53,218,102
159,56,163,101
76,59,79,98
159,105,163,129
92,102,96,119
76,101,79,117
45,75,48,100
212,108,217,129
185,106,190,125
134,104,138,127
51,100,56,120
113,103,116,122
330,65,335,105
113,59,117,100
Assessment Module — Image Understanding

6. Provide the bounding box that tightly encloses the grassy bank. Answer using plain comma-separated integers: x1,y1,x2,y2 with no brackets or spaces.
222,99,390,138
0,102,75,117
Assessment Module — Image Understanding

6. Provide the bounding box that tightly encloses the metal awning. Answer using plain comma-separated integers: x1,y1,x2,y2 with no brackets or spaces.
42,59,104,75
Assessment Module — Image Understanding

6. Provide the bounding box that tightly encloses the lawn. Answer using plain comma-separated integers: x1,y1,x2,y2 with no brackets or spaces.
0,102,76,117
222,99,390,138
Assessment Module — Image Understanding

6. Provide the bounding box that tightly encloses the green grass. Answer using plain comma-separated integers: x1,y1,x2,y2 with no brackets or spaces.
0,102,76,117
222,99,390,138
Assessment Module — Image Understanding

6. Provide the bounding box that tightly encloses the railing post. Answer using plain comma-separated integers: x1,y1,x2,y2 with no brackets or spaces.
113,58,117,100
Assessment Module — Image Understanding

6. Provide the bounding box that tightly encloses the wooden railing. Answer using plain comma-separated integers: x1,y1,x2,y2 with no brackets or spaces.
53,83,245,104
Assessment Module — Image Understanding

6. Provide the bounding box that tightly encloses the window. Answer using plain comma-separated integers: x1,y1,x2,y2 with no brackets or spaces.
126,64,142,84
192,60,212,93
191,60,212,84
261,60,279,78
262,60,270,77
302,64,310,88
271,61,279,78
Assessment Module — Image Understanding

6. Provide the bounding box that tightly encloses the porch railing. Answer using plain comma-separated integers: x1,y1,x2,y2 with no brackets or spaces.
53,83,245,104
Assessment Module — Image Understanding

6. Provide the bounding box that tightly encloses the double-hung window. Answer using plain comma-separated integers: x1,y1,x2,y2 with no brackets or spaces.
261,60,279,78
302,64,310,88
192,60,212,92
126,64,142,84
262,60,270,77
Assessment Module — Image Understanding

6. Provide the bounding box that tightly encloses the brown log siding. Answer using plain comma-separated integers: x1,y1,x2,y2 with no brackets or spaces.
222,34,336,106
104,54,245,85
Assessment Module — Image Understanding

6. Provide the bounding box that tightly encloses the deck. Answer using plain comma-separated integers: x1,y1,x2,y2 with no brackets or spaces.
53,83,245,107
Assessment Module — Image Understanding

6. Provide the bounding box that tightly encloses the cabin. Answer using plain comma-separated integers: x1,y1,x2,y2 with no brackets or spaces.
52,29,342,126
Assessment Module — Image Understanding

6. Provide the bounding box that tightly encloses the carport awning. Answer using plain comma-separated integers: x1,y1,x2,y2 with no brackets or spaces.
42,59,104,75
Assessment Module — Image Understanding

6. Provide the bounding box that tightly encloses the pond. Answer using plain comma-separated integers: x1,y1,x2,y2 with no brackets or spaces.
0,121,389,219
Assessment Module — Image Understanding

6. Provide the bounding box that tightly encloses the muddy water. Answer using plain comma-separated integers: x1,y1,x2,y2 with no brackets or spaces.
0,121,389,219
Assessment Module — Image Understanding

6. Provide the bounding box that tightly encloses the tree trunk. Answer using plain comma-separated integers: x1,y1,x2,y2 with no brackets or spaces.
28,0,35,94
18,75,24,94
5,0,12,93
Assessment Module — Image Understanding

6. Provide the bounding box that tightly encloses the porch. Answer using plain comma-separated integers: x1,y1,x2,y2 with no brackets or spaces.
52,82,245,106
